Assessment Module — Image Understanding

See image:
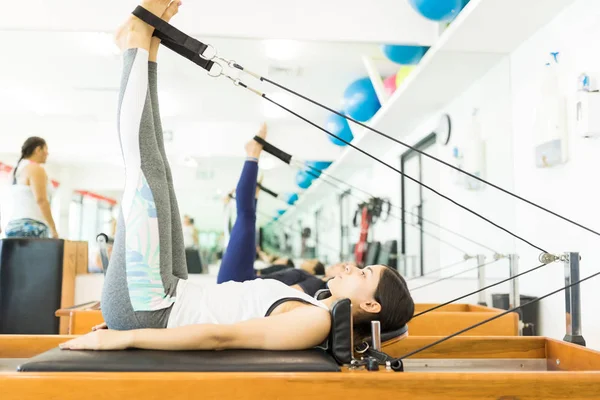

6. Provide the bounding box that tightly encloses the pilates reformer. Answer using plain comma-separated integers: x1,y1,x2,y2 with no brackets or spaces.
4,7,600,399
2,276,600,400
3,208,596,400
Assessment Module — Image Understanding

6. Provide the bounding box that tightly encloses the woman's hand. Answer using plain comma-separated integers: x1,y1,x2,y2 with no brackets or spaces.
50,229,59,239
92,322,108,331
59,329,134,351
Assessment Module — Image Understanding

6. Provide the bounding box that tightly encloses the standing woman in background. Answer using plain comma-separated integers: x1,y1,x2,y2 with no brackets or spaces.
182,215,199,249
5,137,58,238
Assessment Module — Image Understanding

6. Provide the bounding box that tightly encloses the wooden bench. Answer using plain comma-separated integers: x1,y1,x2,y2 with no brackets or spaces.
409,303,519,336
1,335,599,400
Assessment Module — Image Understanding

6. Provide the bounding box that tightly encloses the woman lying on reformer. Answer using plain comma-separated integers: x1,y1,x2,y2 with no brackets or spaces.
60,0,414,352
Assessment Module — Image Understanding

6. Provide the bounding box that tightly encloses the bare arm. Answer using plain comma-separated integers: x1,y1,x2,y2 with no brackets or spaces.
133,306,330,351
60,306,331,351
29,165,57,237
193,228,199,247
290,284,306,293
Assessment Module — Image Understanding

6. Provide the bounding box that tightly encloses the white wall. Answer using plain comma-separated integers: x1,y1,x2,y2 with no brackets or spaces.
274,0,600,350
508,0,600,350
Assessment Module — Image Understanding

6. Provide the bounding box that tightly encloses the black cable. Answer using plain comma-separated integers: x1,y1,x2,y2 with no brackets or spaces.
256,209,341,256
125,19,598,365
405,258,471,282
300,165,471,256
142,10,597,249
261,94,547,254
259,76,600,239
414,262,550,317
404,220,470,256
303,164,498,254
409,258,501,292
399,270,600,359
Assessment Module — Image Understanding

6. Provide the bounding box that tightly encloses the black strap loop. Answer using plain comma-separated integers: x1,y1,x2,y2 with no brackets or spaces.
131,6,214,71
253,136,292,165
157,34,215,71
133,6,208,55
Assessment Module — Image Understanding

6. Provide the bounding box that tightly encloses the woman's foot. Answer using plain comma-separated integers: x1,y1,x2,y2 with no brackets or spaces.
162,0,181,21
245,123,267,159
150,1,182,61
115,0,172,52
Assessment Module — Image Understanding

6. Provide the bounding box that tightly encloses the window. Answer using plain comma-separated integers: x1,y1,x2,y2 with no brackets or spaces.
399,133,439,277
339,190,352,262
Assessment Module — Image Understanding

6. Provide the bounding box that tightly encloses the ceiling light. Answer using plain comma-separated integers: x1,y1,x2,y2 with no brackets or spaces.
263,40,303,61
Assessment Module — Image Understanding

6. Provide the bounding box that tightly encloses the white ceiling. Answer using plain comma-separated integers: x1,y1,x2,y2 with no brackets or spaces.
0,0,439,229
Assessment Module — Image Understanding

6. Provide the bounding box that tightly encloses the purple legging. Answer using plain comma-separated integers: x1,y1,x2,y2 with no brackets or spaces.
217,160,259,283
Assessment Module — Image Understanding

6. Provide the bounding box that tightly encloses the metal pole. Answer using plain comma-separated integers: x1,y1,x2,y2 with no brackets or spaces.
563,252,586,346
371,321,382,351
477,254,487,306
508,254,522,335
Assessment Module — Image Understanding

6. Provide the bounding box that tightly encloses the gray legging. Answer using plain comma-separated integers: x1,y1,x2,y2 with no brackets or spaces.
101,48,188,330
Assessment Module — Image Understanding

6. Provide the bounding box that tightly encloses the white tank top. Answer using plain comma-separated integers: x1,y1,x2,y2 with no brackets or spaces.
9,160,51,225
183,225,195,248
166,278,329,328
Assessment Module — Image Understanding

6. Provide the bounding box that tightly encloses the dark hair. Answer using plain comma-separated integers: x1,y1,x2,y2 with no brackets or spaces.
286,258,295,268
355,266,414,341
313,262,325,275
13,136,46,183
189,218,195,224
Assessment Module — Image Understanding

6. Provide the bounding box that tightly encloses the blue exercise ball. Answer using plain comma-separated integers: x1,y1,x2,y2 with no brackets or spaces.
381,45,429,65
285,192,299,205
303,165,321,179
295,170,314,189
408,0,465,22
342,78,381,122
306,160,333,171
325,113,354,146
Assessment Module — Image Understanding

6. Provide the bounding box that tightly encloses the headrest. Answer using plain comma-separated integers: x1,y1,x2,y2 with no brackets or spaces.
324,298,353,365
315,289,331,300
315,289,409,349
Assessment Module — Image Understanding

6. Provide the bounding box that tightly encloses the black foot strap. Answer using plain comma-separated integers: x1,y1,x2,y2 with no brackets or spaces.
253,136,292,165
131,6,215,71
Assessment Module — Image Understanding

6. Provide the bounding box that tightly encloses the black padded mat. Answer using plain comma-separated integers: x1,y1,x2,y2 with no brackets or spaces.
17,347,340,372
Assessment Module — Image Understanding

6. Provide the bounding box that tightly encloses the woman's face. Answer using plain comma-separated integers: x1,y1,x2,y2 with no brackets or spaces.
34,145,49,163
325,262,355,278
327,264,384,316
